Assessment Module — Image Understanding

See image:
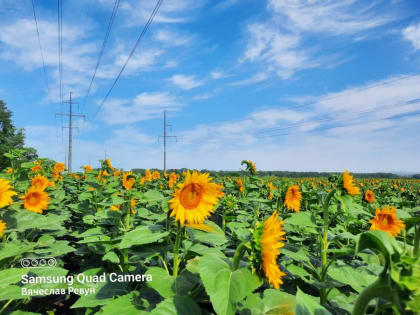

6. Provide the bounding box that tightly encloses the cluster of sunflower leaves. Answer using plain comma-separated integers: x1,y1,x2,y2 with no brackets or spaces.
0,154,419,314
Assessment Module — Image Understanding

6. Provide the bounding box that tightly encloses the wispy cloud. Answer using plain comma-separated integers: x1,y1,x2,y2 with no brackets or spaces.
153,29,193,47
169,74,203,90
267,0,393,35
100,92,181,124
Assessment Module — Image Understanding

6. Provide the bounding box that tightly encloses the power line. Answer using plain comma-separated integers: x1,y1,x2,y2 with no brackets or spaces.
56,92,85,173
31,0,51,99
83,0,120,108
91,0,164,121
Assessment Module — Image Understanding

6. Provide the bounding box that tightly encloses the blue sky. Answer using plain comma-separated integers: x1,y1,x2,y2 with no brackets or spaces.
1,0,420,172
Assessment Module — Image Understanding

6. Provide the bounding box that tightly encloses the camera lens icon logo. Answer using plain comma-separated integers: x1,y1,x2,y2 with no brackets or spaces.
21,259,31,268
20,257,56,268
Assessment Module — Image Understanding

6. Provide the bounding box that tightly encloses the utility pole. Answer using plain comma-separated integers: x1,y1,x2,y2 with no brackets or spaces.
56,92,85,173
158,110,177,172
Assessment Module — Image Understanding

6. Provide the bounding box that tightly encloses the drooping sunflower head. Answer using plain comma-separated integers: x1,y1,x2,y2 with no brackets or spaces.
0,219,6,237
84,165,92,172
284,185,302,212
169,170,224,225
31,174,49,191
369,205,405,237
105,158,114,170
364,190,375,203
251,211,286,289
241,160,257,175
53,163,66,174
0,178,17,209
21,186,50,214
342,170,360,196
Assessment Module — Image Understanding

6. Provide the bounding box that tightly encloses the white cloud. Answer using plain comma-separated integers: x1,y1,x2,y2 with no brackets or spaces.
169,74,203,90
153,29,192,46
240,23,316,80
118,0,207,25
402,22,420,50
210,70,231,79
100,92,181,124
239,0,393,82
230,71,271,86
267,0,392,35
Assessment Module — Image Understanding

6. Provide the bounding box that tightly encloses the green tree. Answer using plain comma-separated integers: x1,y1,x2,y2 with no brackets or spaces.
0,99,38,169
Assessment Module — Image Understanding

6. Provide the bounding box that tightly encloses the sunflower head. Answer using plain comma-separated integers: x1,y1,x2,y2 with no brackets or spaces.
0,219,6,237
152,171,161,180
284,185,302,212
21,186,50,214
369,205,405,237
250,211,286,289
122,172,135,190
7,168,13,174
110,204,121,211
0,178,17,208
342,170,360,196
241,160,257,175
105,158,114,170
31,174,49,191
169,170,223,225
53,163,66,174
130,198,136,215
31,165,42,173
113,170,121,177
364,190,375,203
84,165,92,172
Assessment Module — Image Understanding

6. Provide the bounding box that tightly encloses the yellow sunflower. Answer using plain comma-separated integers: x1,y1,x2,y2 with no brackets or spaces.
106,158,114,170
369,205,405,237
0,219,6,237
7,168,13,174
145,170,152,182
0,178,17,208
284,185,302,212
53,163,66,173
364,190,375,203
113,170,121,177
246,160,256,174
122,172,135,190
342,170,360,196
260,211,286,289
84,165,92,172
31,174,49,191
169,172,177,183
169,170,223,225
21,187,50,213
130,198,136,214
110,204,120,211
152,171,161,180
31,165,42,173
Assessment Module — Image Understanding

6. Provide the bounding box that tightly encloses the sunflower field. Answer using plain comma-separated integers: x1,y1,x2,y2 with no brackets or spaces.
0,152,419,315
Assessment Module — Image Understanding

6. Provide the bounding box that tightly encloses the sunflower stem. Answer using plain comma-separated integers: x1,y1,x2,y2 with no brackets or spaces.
173,223,183,277
320,189,335,305
232,242,248,271
0,298,13,315
352,275,399,315
414,225,420,257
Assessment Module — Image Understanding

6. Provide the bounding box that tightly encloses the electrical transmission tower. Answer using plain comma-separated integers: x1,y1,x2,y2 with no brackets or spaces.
158,110,177,173
56,92,85,173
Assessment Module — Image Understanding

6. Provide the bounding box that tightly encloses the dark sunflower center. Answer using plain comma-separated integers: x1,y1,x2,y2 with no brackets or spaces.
28,193,40,206
180,183,203,209
381,214,393,226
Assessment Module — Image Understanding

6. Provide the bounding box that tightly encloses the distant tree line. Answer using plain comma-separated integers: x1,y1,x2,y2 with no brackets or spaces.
131,168,419,179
